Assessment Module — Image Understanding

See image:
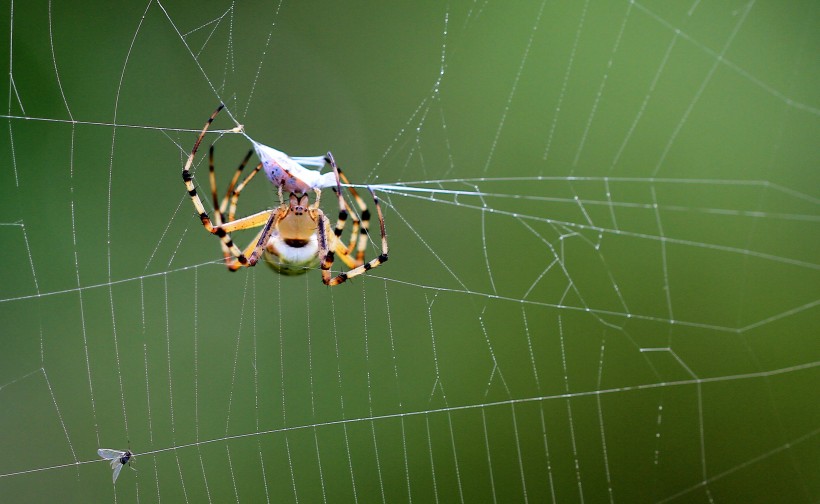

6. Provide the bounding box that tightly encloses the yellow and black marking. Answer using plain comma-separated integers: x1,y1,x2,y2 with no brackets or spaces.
220,150,254,211
316,212,334,281
181,104,265,269
339,168,371,263
182,106,389,284
321,185,389,286
208,145,229,260
209,145,263,265
327,152,374,263
332,198,362,269
325,152,350,241
246,210,281,266
210,145,262,225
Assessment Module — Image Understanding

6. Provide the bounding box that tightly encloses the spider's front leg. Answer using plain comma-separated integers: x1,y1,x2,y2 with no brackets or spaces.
315,209,338,285
311,187,323,211
183,104,295,271
182,104,254,267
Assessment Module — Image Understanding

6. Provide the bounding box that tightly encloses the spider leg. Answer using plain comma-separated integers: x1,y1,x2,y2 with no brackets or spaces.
325,152,351,246
318,190,359,270
223,209,284,271
222,158,262,222
217,149,254,213
322,187,388,286
219,209,275,233
212,209,277,270
181,104,256,267
182,104,224,233
208,146,224,221
211,208,285,270
325,152,369,268
333,196,361,263
336,167,371,263
247,208,285,266
209,145,231,263
333,238,360,269
326,152,373,262
317,209,336,283
209,145,267,268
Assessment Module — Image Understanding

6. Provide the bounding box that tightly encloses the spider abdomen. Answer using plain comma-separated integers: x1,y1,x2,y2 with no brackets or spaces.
284,238,310,248
264,233,320,275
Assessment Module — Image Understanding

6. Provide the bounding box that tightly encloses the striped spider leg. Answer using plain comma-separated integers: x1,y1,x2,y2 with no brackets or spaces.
181,104,388,285
317,153,389,285
209,146,260,266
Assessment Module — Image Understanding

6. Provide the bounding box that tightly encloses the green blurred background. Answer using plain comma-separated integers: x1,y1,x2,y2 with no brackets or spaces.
1,1,818,502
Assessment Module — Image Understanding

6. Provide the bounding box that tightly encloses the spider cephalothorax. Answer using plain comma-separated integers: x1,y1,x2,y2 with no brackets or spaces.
181,104,388,286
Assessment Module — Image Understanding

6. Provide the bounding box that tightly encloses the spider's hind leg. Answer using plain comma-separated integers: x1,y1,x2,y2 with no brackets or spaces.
322,186,388,286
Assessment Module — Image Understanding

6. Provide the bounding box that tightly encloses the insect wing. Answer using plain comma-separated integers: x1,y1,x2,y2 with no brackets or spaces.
98,449,127,482
98,448,125,461
291,155,327,168
111,460,124,483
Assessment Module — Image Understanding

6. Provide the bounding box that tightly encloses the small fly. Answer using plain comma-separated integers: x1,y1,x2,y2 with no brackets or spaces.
97,448,134,483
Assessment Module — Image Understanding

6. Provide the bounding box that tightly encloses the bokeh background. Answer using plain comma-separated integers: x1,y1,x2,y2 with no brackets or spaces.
1,1,818,502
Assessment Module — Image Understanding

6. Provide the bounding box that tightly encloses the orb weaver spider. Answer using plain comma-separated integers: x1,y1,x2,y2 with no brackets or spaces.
181,104,388,286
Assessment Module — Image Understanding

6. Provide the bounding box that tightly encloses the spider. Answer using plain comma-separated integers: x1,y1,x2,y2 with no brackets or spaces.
181,104,388,286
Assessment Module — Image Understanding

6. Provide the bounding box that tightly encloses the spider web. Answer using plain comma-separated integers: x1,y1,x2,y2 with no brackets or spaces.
1,0,818,502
